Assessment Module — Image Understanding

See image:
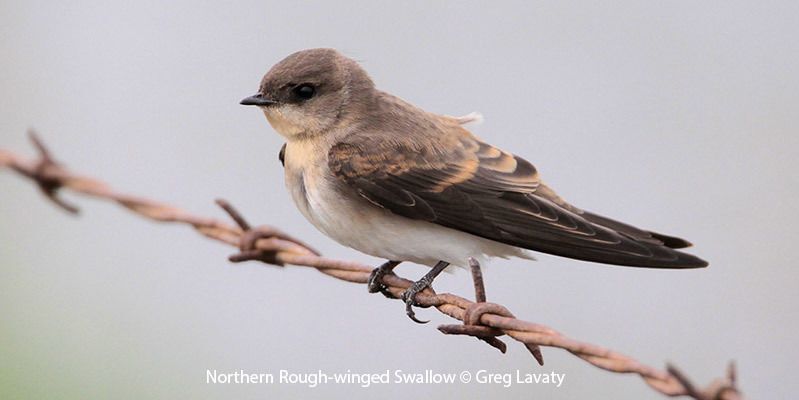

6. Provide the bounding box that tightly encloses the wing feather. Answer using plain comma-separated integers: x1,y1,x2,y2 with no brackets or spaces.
328,131,707,268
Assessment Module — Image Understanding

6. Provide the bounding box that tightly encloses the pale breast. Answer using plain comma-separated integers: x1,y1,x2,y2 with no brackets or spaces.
283,141,373,252
282,139,325,228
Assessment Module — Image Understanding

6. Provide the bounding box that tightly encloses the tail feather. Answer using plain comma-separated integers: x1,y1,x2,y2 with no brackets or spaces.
648,231,692,249
580,210,695,249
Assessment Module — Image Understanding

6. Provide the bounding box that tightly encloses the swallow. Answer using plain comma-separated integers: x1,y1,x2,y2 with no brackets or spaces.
241,48,708,323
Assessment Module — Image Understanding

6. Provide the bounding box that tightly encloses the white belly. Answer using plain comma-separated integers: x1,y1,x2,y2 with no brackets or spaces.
283,142,532,268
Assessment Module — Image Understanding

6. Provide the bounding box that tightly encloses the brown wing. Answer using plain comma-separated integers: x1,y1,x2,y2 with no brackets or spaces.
328,132,707,268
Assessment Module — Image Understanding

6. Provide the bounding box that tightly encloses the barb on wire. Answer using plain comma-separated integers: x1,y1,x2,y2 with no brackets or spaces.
0,132,742,399
19,130,80,213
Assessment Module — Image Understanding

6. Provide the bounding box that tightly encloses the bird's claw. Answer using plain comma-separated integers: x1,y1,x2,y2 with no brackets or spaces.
367,267,397,299
401,281,431,324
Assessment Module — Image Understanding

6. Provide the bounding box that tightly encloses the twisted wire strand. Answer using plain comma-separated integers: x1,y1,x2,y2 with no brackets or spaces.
0,132,741,399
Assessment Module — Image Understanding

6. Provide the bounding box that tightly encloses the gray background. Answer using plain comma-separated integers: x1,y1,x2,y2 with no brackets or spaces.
1,1,797,399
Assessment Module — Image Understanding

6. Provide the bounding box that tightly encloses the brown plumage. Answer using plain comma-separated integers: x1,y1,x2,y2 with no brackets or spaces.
328,113,707,268
243,48,708,271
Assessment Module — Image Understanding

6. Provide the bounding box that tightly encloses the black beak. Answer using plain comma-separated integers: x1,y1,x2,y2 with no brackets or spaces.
240,93,277,106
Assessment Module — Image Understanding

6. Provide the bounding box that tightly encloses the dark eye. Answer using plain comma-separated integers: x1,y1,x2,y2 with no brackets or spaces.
292,84,316,100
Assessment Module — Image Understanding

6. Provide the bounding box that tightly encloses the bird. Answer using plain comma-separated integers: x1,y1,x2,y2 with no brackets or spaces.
240,48,708,323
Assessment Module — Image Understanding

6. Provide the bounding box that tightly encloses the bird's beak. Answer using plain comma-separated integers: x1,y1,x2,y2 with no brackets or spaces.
240,93,278,106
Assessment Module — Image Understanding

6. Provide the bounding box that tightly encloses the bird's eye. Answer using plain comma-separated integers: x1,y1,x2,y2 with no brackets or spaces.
292,84,316,100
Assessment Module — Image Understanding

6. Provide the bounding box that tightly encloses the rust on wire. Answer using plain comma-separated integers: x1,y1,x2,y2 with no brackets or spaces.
0,132,742,400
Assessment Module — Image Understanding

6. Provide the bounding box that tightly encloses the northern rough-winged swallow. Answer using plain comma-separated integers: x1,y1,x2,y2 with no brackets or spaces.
241,48,708,322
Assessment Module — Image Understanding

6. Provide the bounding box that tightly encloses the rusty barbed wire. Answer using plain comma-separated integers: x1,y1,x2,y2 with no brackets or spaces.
0,131,741,399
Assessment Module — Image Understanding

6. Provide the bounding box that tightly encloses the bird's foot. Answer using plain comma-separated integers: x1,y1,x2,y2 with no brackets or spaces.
367,260,400,299
400,276,435,324
400,260,450,324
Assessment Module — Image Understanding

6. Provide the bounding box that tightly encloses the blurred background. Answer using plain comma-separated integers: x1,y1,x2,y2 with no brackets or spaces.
1,1,797,398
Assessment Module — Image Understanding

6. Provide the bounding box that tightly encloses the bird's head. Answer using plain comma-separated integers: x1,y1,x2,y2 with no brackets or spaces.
241,48,375,140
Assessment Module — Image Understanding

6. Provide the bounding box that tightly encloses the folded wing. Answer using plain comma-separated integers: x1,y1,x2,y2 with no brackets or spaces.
328,132,707,268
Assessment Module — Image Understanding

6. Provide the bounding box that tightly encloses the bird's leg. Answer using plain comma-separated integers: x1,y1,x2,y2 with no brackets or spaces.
401,260,450,324
367,260,401,298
